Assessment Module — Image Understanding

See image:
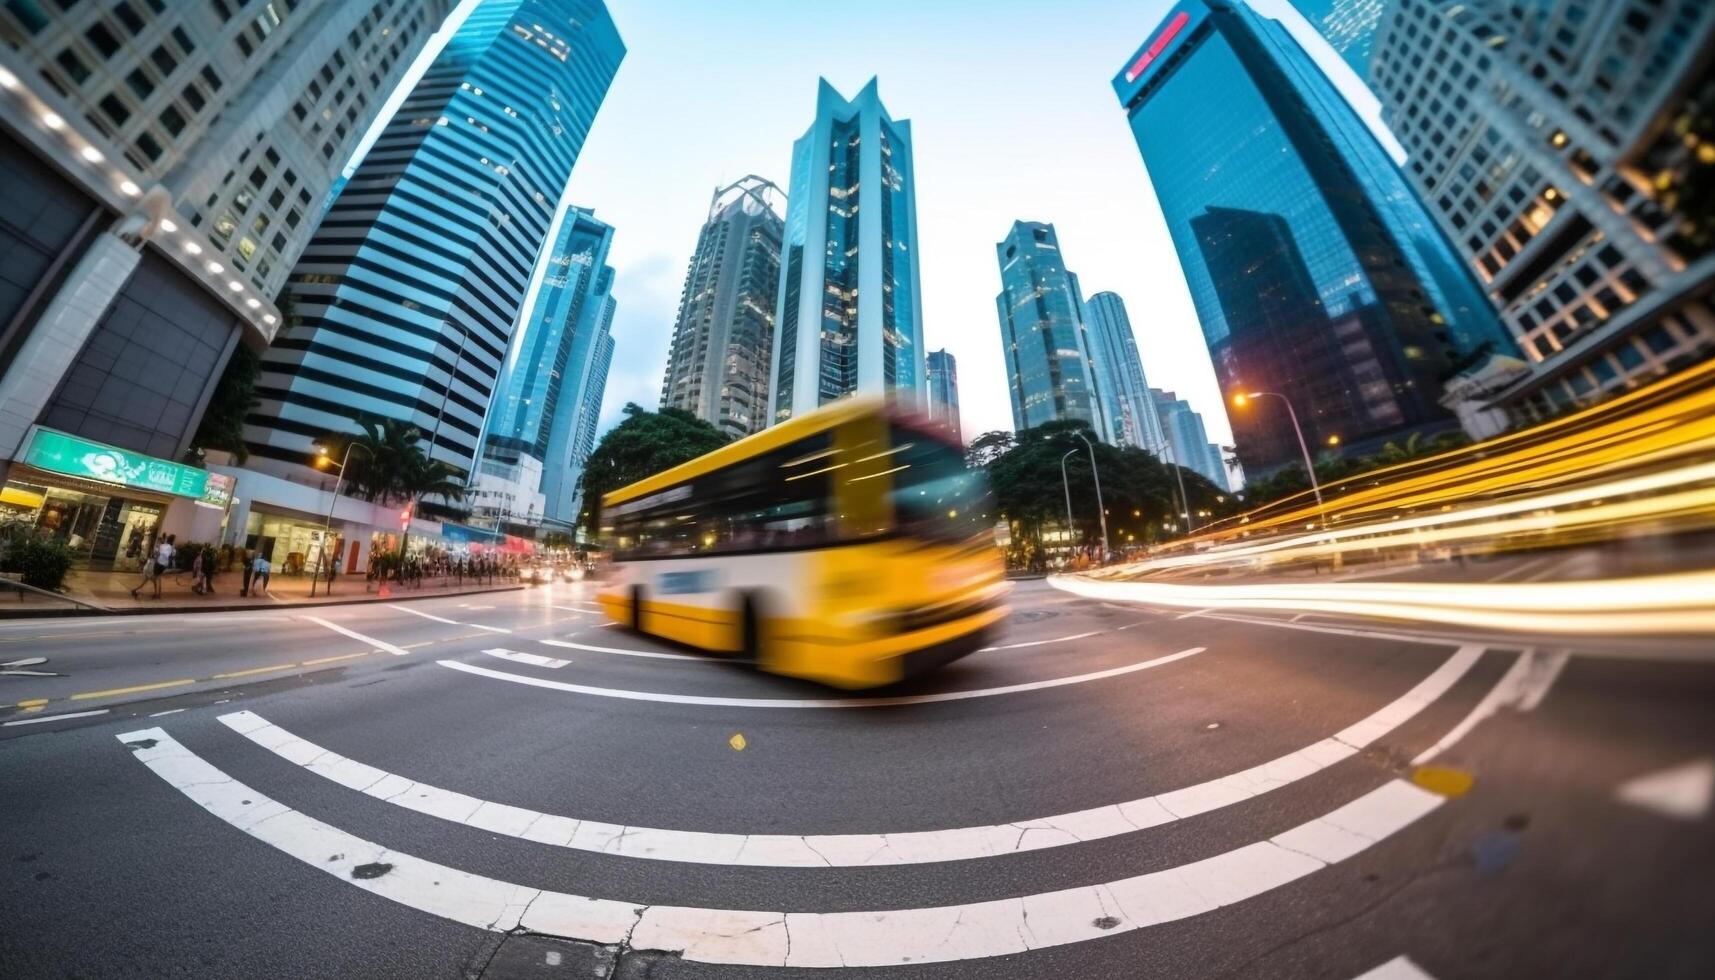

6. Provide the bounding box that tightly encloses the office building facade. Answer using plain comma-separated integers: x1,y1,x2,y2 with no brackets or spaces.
0,0,445,568
1368,0,1715,420
996,220,1112,440
771,79,925,423
660,176,783,438
926,348,961,443
1153,388,1230,492
473,207,616,531
1112,0,1510,475
1288,0,1388,75
248,0,624,480
1083,290,1165,451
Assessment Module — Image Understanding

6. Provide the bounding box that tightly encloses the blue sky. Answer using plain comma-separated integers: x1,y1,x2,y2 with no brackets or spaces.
358,0,1392,452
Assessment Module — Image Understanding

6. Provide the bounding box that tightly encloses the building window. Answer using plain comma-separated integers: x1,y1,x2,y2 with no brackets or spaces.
85,23,120,57
54,48,91,84
181,84,205,112
199,65,221,92
134,131,163,160
159,104,185,135
125,68,153,99
98,93,130,126
112,1,144,33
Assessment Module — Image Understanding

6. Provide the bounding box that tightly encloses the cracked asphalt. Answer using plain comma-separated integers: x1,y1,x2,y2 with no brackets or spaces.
1,577,1711,978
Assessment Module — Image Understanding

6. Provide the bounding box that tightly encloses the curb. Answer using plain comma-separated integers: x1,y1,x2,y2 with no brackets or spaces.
0,584,529,620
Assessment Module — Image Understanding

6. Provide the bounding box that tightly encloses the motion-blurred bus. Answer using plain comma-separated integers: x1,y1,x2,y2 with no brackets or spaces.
596,398,1008,688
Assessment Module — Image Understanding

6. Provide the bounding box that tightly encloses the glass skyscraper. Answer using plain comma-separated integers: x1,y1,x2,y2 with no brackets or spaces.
1287,0,1387,76
926,348,961,443
996,220,1111,440
477,207,616,529
1153,388,1230,492
1083,291,1165,451
772,79,925,423
660,176,784,438
1112,0,1508,475
248,0,624,479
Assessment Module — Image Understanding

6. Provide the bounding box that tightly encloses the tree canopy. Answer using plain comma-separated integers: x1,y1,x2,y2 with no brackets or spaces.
577,404,730,533
317,416,466,506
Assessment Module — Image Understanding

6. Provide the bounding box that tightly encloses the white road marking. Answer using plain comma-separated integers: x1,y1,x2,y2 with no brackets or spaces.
978,630,1102,652
121,727,1445,968
482,648,570,670
303,617,410,657
1176,607,1213,619
440,646,1206,709
388,605,460,625
466,623,512,634
1354,955,1437,979
1614,758,1714,821
5,708,109,727
219,650,1478,867
548,606,587,614
540,639,708,662
148,708,186,717
1412,650,1567,764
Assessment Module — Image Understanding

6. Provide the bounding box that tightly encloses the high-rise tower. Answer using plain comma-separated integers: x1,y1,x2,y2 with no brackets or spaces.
771,79,924,423
996,220,1111,440
1082,291,1165,451
660,177,783,438
926,349,962,443
1288,0,1388,75
247,0,624,479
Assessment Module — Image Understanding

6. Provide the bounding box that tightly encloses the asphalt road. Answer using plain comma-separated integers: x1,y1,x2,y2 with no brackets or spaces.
1,576,1711,978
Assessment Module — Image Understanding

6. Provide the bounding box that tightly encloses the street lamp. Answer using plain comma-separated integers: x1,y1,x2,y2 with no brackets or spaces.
1073,432,1110,562
1059,448,1079,561
1153,438,1191,534
310,441,370,597
1232,390,1326,522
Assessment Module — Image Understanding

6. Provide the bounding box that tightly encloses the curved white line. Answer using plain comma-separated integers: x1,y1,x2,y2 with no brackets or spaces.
540,639,710,662
215,645,1479,867
120,728,1444,968
436,646,1205,708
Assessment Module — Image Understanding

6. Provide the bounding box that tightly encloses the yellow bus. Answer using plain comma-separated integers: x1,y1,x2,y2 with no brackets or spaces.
596,398,1009,688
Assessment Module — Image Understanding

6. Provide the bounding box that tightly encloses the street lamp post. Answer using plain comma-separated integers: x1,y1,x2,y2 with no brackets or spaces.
1154,439,1192,535
1233,390,1326,522
1059,448,1078,562
1074,432,1110,562
311,441,370,597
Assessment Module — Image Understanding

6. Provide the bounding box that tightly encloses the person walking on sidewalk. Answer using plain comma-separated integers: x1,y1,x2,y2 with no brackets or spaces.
240,548,256,597
133,534,174,599
252,554,271,595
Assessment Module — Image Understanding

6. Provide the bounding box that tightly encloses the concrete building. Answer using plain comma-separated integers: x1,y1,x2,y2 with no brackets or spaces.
1083,290,1165,451
245,0,624,482
995,220,1112,440
0,0,446,571
1368,0,1715,422
771,79,925,423
926,348,961,443
660,176,783,438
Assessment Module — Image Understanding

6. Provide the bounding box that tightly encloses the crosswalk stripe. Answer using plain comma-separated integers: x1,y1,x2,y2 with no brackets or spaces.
216,648,1479,867
390,604,511,634
303,617,409,656
481,648,570,669
118,727,1445,968
1353,955,1437,979
438,646,1207,708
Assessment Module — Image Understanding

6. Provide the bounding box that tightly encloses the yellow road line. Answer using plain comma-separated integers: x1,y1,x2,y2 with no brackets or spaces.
70,678,195,701
212,663,302,679
16,699,48,708
301,651,371,666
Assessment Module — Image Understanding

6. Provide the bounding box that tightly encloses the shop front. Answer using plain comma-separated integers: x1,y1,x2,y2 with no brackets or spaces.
1,426,232,571
241,509,338,577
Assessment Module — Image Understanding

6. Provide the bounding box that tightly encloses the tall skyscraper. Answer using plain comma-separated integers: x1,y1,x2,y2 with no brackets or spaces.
996,220,1112,440
473,208,616,531
1368,0,1715,423
1153,388,1229,491
1083,291,1165,451
926,348,962,443
247,0,624,479
660,176,783,438
771,79,925,423
567,325,614,523
1288,0,1388,75
1111,0,1509,475
0,0,446,567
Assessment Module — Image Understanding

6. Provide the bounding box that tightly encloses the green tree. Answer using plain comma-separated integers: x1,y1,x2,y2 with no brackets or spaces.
317,416,467,578
577,404,730,534
189,342,261,463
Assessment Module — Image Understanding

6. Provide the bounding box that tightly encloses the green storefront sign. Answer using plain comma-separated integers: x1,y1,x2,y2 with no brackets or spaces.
22,427,210,499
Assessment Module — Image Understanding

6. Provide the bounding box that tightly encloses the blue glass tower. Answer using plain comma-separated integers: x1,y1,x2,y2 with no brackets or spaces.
1287,0,1387,76
1083,291,1166,452
996,221,1111,440
248,0,624,479
771,79,925,423
1112,0,1509,474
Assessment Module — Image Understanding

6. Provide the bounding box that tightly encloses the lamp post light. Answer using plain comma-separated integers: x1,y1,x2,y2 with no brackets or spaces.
1060,447,1079,562
310,441,370,597
1154,438,1192,535
1073,432,1110,562
1232,390,1326,522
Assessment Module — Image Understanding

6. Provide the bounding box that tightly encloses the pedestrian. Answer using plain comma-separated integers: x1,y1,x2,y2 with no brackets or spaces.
241,548,255,597
127,532,158,597
253,554,271,594
200,545,217,594
191,547,205,594
133,534,174,599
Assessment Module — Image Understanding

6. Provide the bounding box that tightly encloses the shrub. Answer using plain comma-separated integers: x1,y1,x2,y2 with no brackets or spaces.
11,537,74,591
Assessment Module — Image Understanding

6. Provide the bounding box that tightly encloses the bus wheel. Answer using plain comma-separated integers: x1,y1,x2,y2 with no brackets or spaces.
629,585,647,632
738,592,764,664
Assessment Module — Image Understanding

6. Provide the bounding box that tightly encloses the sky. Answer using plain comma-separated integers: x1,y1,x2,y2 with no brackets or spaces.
353,0,1396,458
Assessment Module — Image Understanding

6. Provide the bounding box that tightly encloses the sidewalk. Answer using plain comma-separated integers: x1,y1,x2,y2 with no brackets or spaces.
0,565,526,618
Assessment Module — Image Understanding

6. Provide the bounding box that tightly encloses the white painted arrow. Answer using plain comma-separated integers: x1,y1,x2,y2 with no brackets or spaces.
1615,758,1714,821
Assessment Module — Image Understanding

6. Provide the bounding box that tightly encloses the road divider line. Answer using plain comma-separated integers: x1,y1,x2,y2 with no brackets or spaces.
218,647,1477,867
540,639,709,662
467,623,513,634
439,646,1206,709
388,604,460,625
979,630,1102,652
301,651,372,667
6,708,109,727
214,648,1474,871
212,663,300,680
70,678,193,701
482,648,570,669
120,727,1446,968
304,616,409,656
